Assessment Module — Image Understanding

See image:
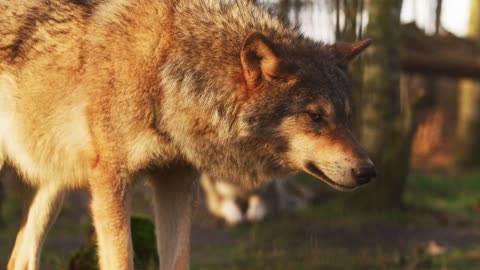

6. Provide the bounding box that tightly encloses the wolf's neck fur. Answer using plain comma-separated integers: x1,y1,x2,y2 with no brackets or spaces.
156,0,298,183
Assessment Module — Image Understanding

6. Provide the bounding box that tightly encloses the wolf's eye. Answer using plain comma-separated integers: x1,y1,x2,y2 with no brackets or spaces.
308,112,324,123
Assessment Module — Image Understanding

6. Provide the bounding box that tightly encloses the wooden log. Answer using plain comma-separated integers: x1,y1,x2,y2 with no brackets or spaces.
400,23,480,79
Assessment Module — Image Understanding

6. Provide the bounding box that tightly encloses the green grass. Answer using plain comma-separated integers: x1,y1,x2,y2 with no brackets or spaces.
189,218,480,270
405,172,480,215
189,172,480,269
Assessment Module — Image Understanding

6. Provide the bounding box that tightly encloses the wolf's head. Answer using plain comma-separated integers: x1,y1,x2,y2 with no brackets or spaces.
238,33,375,191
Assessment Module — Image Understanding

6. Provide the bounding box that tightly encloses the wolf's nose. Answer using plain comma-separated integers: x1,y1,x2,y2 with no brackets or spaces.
352,164,376,185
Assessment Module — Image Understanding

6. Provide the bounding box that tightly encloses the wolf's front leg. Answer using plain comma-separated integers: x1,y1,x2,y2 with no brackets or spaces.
90,169,134,270
7,179,64,270
149,165,199,270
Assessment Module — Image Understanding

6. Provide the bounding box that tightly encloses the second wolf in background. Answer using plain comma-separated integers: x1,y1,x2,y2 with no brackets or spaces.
201,173,314,225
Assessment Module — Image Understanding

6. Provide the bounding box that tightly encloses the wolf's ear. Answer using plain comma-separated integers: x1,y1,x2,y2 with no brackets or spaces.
241,32,283,90
333,39,372,61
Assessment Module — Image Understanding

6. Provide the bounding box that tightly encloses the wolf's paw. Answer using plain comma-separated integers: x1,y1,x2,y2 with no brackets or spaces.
220,199,244,225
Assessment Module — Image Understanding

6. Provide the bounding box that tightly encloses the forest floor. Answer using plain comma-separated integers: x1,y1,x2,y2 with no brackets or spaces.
1,172,480,270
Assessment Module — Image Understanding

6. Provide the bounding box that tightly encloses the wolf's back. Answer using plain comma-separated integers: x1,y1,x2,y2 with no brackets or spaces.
0,0,93,67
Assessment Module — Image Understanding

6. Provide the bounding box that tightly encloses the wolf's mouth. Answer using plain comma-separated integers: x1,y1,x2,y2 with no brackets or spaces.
305,162,357,191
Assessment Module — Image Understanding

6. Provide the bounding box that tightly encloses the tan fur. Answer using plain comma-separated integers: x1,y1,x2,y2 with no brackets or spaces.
0,0,374,269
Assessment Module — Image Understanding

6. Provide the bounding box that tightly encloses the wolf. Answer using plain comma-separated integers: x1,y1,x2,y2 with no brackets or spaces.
201,173,314,225
0,0,375,269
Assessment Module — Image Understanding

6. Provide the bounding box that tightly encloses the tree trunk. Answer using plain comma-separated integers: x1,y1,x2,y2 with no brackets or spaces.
335,0,341,40
278,0,291,21
455,0,480,169
350,0,409,209
340,0,365,136
435,0,443,34
342,0,359,41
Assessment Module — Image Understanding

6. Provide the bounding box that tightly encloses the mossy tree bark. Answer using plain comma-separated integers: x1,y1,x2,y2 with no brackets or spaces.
455,0,480,170
350,0,412,209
